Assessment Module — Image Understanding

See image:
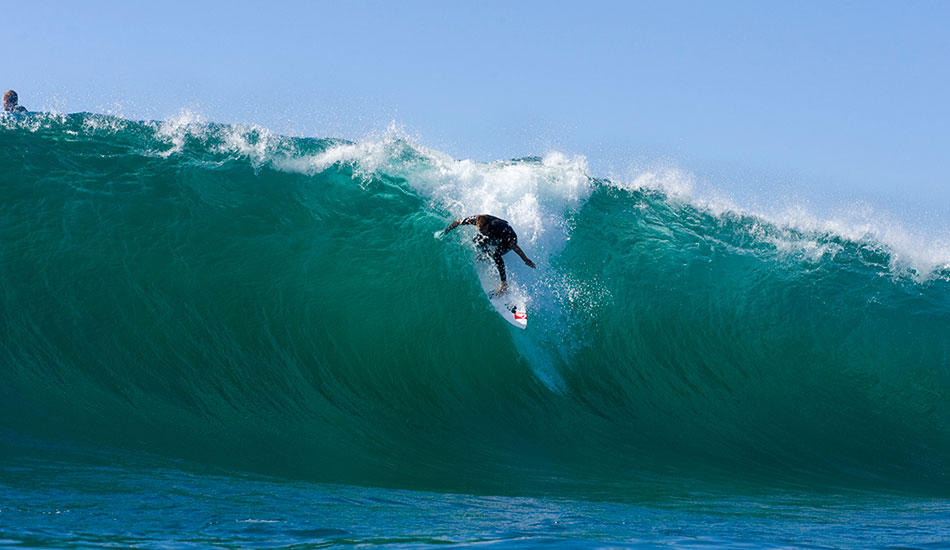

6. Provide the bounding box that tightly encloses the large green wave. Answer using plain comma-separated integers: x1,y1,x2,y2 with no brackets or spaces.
2,113,949,494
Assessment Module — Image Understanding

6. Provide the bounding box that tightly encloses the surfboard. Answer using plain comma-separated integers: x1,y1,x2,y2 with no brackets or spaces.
475,261,528,329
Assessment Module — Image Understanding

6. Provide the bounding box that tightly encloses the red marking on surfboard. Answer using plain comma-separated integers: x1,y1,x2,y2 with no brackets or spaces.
514,311,527,320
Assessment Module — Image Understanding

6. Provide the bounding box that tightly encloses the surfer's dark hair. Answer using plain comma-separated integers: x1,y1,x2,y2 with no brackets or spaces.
3,90,17,105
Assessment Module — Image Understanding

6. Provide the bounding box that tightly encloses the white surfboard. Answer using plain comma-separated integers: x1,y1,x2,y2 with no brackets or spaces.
475,261,528,329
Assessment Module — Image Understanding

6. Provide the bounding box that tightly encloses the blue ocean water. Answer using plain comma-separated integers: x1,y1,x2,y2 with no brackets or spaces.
2,112,950,548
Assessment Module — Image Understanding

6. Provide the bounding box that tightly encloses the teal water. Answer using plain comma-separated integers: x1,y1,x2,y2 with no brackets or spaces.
2,112,950,548
4,435,950,550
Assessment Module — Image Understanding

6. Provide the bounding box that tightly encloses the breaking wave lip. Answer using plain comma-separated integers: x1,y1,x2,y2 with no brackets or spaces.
607,165,950,281
146,112,950,282
13,109,948,281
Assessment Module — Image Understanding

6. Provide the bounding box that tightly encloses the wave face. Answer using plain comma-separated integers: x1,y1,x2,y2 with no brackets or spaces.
2,113,950,493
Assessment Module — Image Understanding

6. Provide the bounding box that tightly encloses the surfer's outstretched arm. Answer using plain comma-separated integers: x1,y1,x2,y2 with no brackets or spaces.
442,216,478,235
511,244,536,269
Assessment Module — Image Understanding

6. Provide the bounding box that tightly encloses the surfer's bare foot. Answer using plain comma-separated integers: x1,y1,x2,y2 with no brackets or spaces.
493,283,508,297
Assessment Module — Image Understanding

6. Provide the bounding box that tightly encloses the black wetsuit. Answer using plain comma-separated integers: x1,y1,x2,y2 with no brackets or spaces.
449,214,531,289
465,214,518,257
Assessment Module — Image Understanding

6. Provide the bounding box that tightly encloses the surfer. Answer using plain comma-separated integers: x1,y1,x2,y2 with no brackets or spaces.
441,214,536,296
3,90,27,113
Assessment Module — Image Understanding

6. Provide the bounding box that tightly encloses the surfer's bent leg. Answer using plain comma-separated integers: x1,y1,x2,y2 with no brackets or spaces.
493,249,507,289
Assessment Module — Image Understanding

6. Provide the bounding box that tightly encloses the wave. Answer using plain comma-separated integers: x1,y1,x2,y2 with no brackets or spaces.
2,112,950,494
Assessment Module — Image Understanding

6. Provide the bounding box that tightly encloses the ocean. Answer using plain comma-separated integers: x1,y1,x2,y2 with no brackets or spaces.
2,112,949,548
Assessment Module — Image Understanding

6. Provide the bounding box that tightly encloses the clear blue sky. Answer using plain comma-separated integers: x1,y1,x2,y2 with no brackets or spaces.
7,0,950,221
